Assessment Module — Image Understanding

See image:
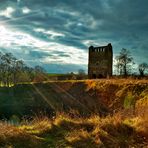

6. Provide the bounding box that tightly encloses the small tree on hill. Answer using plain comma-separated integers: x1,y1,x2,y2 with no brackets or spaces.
115,48,134,77
138,62,148,77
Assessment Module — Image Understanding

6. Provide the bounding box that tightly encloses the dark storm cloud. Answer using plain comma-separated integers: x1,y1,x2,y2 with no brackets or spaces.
0,0,148,73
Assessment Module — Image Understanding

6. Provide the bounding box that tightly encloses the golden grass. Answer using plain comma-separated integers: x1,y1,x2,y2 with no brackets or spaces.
0,109,147,148
0,79,147,147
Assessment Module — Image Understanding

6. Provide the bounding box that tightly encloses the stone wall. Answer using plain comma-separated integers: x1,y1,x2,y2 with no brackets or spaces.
88,43,113,78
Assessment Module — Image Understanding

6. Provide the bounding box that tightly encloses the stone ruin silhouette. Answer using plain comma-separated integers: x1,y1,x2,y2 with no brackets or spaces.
88,43,113,79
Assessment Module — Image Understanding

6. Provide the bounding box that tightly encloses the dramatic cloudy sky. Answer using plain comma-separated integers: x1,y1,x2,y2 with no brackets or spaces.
0,0,148,73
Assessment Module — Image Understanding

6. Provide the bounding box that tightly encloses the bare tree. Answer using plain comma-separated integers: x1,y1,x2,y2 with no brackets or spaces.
12,60,24,84
0,52,48,86
138,63,148,77
115,48,134,77
1,53,15,86
34,65,46,74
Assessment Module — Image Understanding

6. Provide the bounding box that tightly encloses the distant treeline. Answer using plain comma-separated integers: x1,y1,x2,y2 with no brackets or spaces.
0,52,47,86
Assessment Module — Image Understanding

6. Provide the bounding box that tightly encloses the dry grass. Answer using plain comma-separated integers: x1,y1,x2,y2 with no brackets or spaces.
0,109,147,148
0,79,147,147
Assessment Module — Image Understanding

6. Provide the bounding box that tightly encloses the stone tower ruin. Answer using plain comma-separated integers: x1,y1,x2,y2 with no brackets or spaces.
88,43,113,79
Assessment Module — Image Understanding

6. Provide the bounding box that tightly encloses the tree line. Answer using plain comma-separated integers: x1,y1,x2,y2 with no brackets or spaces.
115,48,148,77
0,49,147,86
0,52,47,86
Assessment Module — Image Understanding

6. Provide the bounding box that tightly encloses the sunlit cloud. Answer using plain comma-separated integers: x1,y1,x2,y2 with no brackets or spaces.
0,7,15,18
41,45,87,65
0,25,49,48
22,7,31,14
0,25,87,65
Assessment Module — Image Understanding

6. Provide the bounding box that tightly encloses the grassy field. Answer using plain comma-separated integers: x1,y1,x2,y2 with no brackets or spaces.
0,79,147,147
0,110,147,148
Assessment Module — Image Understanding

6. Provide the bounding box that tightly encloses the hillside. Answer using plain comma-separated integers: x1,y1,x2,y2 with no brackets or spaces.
0,79,147,118
0,79,148,147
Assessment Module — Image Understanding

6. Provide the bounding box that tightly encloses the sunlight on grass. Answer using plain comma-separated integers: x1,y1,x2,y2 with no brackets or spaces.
0,111,147,147
0,79,147,147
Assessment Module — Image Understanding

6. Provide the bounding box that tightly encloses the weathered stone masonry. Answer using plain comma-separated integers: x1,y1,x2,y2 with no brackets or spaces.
88,43,113,79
